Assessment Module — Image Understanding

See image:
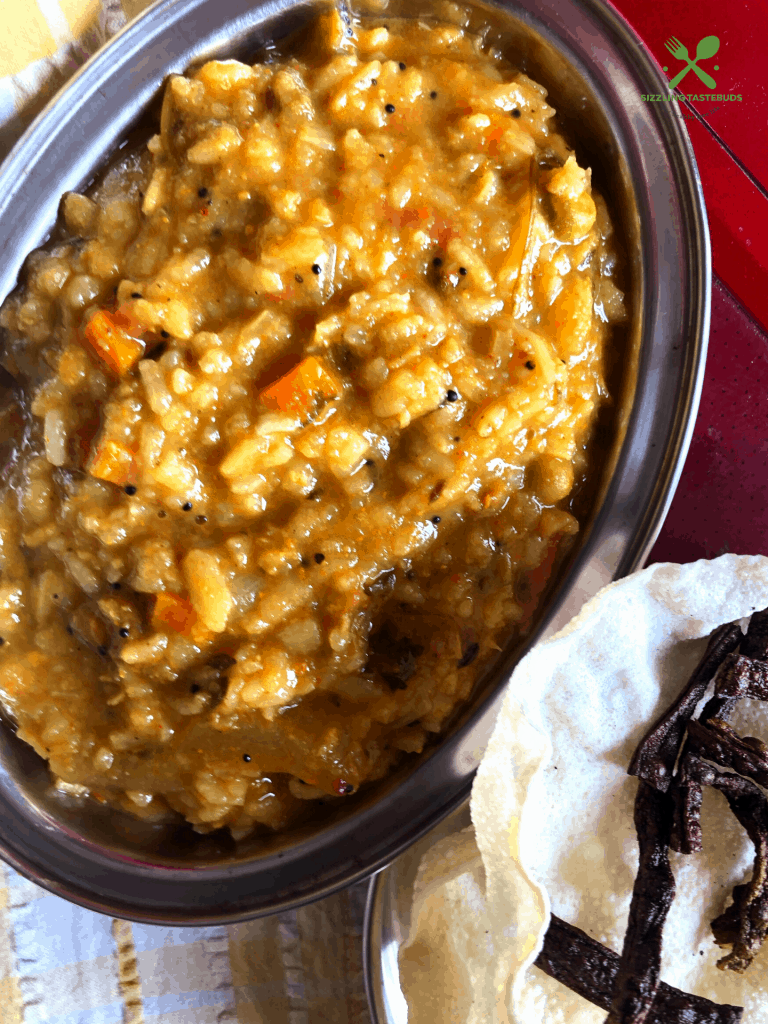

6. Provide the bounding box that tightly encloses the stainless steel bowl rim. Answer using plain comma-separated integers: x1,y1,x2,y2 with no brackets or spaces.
0,0,710,922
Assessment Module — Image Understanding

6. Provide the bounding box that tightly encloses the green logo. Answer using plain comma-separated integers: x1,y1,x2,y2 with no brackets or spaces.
641,33,741,106
663,35,720,90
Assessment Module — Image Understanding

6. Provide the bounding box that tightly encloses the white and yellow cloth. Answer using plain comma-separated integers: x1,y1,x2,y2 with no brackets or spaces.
0,0,142,157
0,3,371,1022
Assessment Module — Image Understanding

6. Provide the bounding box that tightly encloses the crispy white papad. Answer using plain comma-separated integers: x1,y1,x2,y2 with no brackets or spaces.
400,554,768,1023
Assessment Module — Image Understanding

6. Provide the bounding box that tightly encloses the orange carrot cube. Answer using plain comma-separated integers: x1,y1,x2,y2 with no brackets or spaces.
152,593,197,636
87,439,138,487
260,356,340,417
83,310,145,375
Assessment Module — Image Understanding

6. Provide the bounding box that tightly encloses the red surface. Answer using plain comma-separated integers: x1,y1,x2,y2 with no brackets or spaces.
600,0,768,565
608,0,768,191
608,0,768,334
649,277,768,564
684,116,768,334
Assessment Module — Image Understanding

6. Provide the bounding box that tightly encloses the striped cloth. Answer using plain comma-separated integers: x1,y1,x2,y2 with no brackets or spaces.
0,3,372,1022
0,861,369,1023
0,0,131,158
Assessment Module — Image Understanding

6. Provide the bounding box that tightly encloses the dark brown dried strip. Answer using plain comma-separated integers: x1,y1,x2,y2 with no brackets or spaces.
669,763,704,854
670,678,746,853
669,683,747,855
716,653,768,700
686,718,768,789
676,753,768,972
535,914,616,1011
712,884,756,967
740,607,768,661
607,782,676,1024
534,914,743,1023
628,623,742,792
698,693,739,725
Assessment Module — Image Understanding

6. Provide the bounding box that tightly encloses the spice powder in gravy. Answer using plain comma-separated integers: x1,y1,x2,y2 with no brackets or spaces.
0,9,626,837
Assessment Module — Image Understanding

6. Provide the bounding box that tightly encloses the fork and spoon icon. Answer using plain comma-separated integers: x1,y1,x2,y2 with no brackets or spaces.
664,35,720,89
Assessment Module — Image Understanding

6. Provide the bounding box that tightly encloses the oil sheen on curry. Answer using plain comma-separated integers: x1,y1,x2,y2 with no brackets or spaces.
0,10,626,837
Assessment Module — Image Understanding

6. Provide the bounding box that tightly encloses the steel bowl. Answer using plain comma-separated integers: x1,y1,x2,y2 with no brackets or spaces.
364,802,474,1024
0,0,708,923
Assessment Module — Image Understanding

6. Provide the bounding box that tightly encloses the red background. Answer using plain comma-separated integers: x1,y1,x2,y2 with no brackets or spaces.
606,0,768,565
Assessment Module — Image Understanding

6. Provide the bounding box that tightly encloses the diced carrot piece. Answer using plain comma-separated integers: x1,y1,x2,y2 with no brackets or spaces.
88,439,138,487
152,593,197,636
260,356,340,417
83,310,145,375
